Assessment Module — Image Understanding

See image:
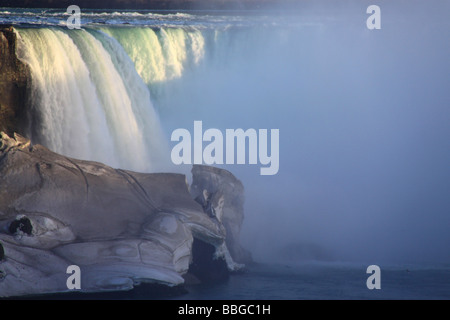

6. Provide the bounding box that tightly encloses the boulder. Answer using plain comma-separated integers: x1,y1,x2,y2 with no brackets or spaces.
191,165,252,264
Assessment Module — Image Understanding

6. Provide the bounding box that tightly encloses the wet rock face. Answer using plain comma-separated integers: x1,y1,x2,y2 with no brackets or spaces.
0,133,246,297
0,26,30,137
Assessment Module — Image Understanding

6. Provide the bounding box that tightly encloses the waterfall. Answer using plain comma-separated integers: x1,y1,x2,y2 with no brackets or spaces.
99,27,206,99
16,27,169,172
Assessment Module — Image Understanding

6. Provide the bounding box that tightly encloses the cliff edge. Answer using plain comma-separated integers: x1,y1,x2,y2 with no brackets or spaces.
0,26,30,137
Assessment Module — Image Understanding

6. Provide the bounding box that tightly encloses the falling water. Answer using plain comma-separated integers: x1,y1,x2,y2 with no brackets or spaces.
16,27,169,172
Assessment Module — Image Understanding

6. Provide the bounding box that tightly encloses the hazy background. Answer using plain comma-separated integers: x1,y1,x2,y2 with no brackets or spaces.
155,1,450,265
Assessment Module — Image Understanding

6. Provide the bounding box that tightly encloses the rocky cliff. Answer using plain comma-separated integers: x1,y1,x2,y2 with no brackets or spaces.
0,133,246,298
0,26,30,138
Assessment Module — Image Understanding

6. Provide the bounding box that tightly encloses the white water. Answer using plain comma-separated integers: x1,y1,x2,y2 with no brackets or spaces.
16,28,169,172
99,27,205,99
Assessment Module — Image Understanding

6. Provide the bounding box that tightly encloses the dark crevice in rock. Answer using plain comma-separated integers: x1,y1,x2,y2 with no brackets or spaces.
188,238,229,284
0,242,4,260
194,190,216,218
35,162,45,190
8,217,33,235
64,157,89,202
116,169,159,211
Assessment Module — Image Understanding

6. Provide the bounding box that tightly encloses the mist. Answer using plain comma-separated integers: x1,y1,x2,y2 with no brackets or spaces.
155,1,450,265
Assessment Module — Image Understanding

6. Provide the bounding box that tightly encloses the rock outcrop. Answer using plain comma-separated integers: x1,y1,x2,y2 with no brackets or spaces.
191,165,252,264
0,26,30,138
0,133,246,298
